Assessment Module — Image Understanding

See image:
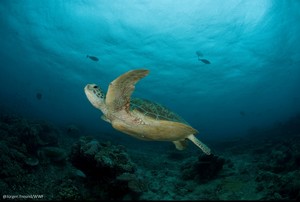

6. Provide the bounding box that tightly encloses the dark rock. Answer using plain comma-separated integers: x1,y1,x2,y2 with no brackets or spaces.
70,136,140,200
181,154,225,182
38,146,67,164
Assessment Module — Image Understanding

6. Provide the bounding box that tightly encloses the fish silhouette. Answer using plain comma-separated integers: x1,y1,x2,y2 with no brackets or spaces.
199,58,211,64
196,50,211,64
87,55,99,62
36,92,42,100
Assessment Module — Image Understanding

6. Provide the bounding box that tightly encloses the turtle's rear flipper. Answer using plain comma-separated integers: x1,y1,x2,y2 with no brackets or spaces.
173,139,188,150
187,134,211,155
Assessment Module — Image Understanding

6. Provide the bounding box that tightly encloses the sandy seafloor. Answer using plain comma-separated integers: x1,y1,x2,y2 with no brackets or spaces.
0,113,299,201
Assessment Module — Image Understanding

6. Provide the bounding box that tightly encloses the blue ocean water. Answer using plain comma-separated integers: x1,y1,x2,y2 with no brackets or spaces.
0,0,300,200
1,0,299,140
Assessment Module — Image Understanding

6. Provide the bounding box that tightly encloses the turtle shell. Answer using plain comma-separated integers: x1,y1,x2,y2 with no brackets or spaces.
130,98,189,125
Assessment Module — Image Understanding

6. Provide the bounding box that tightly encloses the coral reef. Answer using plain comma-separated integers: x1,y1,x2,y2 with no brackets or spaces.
117,172,149,193
0,114,81,200
70,136,136,175
0,114,63,173
70,136,143,200
0,113,300,200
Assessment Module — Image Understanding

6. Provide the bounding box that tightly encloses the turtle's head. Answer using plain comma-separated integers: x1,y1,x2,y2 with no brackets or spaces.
84,84,106,111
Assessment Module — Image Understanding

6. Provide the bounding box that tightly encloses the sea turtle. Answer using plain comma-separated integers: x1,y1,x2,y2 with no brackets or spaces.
84,69,211,155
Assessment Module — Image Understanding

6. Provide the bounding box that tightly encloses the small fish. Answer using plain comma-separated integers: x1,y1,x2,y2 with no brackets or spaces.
36,92,42,100
87,55,99,62
199,58,211,64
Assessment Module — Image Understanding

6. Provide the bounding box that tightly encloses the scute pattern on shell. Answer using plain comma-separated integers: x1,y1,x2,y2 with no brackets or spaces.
130,98,189,125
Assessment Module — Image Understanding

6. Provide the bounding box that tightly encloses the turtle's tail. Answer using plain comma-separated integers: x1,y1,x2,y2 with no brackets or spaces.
187,134,211,155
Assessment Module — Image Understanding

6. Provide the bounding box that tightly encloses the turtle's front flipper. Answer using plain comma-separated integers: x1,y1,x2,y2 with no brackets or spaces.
106,69,149,112
173,140,188,150
187,134,211,155
101,115,111,123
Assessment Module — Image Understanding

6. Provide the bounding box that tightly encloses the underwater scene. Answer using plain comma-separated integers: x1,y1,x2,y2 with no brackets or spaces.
1,0,300,200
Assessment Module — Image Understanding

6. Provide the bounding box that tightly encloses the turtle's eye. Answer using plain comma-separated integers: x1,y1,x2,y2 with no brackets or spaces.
93,85,98,89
